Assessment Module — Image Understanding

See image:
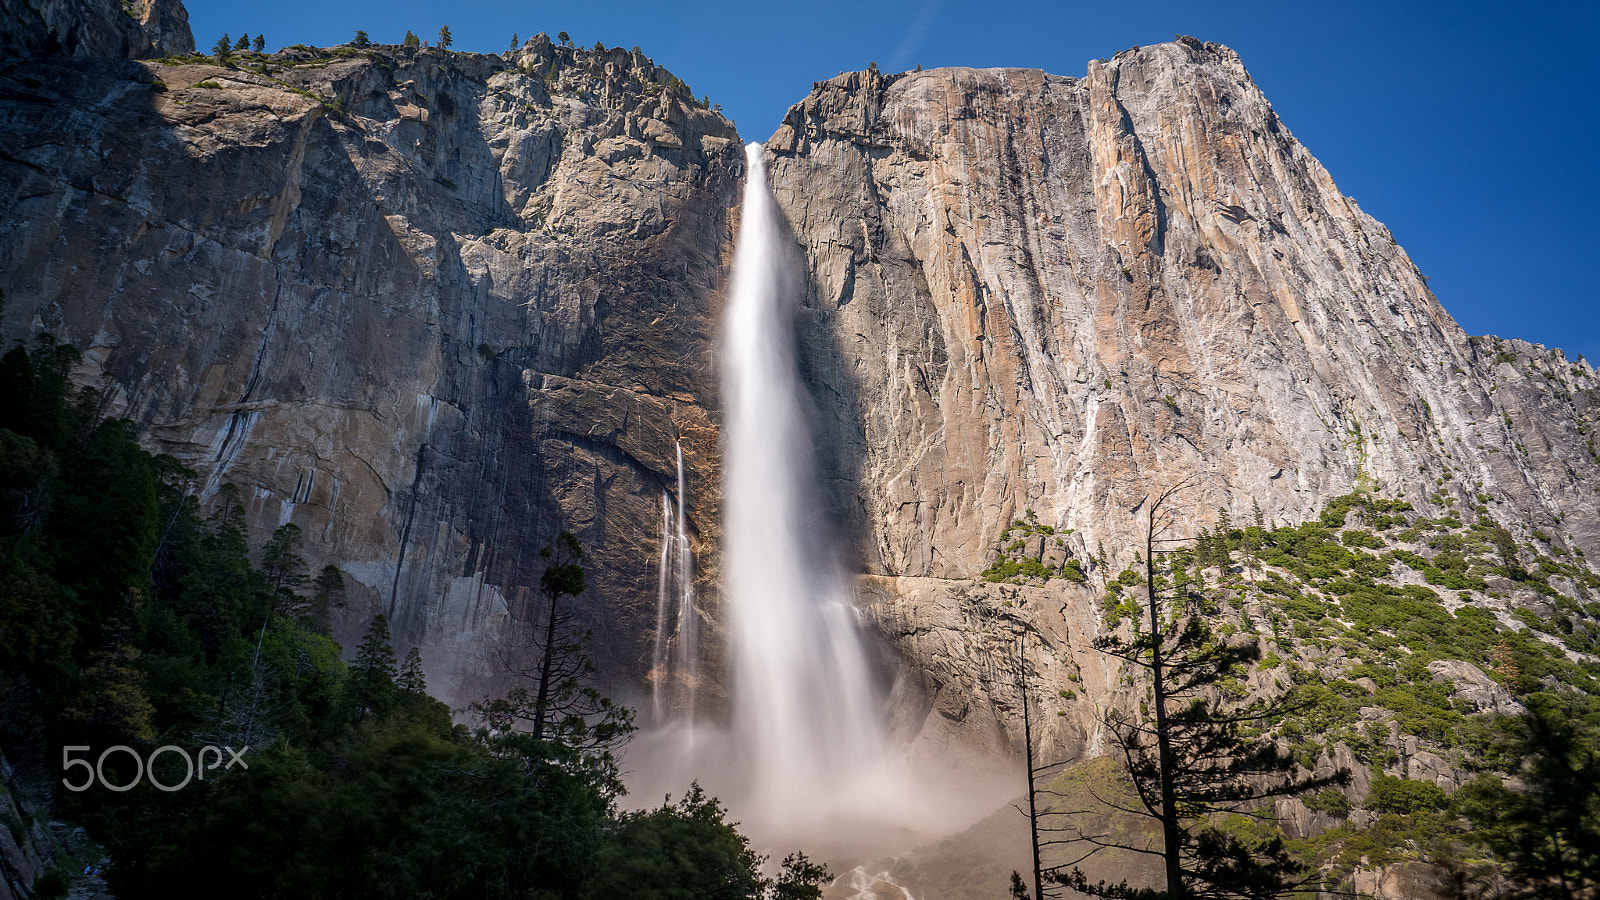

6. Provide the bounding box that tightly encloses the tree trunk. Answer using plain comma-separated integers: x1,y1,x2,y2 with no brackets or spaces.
531,585,560,740
1147,501,1185,900
1021,634,1046,900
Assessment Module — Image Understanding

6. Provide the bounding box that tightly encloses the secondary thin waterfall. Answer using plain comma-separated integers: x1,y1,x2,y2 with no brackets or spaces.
652,491,673,722
651,443,698,725
671,442,698,722
723,142,888,825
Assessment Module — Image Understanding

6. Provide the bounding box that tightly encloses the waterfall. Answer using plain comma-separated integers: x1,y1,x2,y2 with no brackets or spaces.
671,442,698,722
722,141,889,827
651,443,699,726
652,491,672,722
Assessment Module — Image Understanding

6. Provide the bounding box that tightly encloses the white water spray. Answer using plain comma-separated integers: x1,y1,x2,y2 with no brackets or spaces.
723,142,890,829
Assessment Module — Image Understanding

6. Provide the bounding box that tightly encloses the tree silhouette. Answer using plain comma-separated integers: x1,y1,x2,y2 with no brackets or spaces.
436,25,452,49
472,532,631,752
1053,482,1344,900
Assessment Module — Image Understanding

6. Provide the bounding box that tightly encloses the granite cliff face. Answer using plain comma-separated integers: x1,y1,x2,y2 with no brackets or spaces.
0,27,740,702
764,42,1598,756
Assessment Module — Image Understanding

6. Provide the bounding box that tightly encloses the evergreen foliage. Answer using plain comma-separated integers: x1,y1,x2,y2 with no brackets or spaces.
984,510,1084,584
470,532,631,752
397,646,426,695
1454,694,1600,899
1062,483,1600,897
403,30,419,48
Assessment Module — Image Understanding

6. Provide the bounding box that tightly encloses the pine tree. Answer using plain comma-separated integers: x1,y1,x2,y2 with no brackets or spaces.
437,25,452,49
1057,482,1344,900
305,563,345,634
1455,695,1600,900
398,647,425,694
252,34,264,52
1194,528,1214,573
352,29,370,48
1243,500,1266,562
509,33,518,51
352,614,397,718
260,523,308,616
471,531,632,752
234,33,249,51
212,34,232,62
403,30,420,48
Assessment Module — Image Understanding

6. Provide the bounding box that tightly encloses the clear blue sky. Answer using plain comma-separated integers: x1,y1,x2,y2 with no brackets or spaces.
186,0,1599,363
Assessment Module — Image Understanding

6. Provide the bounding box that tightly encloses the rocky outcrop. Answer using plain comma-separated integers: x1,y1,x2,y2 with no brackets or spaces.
0,752,59,900
0,0,192,60
0,28,740,702
1426,659,1524,717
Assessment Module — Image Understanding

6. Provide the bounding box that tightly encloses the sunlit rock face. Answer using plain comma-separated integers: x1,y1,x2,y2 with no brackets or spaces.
0,27,741,702
764,42,1598,757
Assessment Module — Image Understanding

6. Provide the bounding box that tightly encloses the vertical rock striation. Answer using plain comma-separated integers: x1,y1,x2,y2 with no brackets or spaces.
0,29,741,702
764,40,1598,754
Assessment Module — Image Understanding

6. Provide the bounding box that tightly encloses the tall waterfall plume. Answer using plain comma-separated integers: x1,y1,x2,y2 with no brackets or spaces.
722,141,891,829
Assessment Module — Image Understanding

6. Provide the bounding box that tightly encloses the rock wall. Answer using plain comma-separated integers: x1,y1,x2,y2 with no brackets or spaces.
0,0,191,60
764,40,1598,755
0,26,741,704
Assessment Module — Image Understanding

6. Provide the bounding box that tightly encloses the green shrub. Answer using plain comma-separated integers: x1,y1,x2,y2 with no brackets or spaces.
1364,775,1447,815
1303,788,1352,817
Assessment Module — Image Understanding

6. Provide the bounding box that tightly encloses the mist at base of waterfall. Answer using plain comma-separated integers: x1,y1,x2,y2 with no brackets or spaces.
621,722,1021,861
